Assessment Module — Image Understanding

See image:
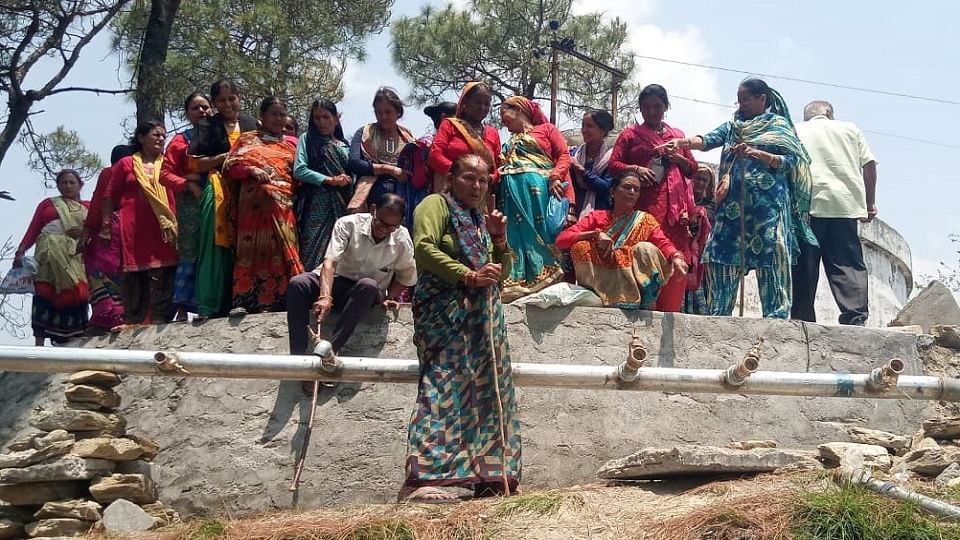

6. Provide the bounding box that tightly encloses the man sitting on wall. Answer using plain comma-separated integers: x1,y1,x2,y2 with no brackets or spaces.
287,193,417,389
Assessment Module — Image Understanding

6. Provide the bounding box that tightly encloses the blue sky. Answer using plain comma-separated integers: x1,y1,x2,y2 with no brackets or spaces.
1,0,957,344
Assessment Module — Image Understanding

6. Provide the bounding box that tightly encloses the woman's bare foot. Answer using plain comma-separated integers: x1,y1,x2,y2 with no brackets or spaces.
402,486,460,504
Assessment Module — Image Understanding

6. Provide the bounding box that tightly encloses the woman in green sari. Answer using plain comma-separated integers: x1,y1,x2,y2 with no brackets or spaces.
14,170,90,345
402,154,518,503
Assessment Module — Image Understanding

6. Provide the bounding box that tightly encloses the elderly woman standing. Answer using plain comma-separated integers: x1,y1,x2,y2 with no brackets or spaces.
14,170,90,345
402,154,518,503
224,96,304,314
663,78,814,318
427,81,501,194
609,84,698,313
348,87,416,213
498,96,573,302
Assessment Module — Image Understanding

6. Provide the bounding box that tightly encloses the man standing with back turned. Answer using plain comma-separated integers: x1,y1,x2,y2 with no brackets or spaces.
792,100,877,326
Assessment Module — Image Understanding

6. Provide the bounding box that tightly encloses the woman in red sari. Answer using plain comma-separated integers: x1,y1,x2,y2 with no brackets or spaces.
609,84,698,312
223,96,304,315
427,81,501,193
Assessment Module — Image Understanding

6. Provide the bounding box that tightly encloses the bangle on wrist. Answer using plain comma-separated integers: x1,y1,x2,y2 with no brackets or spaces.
317,294,333,302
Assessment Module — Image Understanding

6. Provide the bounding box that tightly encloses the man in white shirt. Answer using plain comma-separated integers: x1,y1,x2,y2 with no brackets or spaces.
286,193,417,358
792,101,877,325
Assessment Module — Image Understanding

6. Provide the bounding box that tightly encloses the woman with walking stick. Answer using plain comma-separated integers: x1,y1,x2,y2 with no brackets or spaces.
400,154,519,503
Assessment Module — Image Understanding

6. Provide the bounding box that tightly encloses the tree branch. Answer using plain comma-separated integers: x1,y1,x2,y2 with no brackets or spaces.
45,86,134,97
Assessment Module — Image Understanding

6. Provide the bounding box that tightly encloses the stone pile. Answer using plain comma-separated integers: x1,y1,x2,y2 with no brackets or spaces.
0,371,178,539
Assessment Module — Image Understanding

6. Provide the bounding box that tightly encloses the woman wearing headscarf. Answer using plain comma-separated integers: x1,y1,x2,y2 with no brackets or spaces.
188,79,258,319
292,98,353,272
223,96,304,314
401,154,518,503
663,78,815,318
347,87,416,213
427,81,501,194
609,84,698,313
498,96,573,302
162,91,212,319
14,170,90,345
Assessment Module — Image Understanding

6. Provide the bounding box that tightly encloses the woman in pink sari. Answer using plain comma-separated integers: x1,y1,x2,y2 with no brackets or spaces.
609,84,701,312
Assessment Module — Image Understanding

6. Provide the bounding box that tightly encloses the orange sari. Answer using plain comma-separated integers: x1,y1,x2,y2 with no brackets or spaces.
223,132,304,312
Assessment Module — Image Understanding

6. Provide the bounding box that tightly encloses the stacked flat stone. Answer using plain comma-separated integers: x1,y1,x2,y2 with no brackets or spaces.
0,371,178,539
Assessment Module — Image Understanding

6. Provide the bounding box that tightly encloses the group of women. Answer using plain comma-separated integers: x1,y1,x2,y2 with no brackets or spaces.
13,75,814,503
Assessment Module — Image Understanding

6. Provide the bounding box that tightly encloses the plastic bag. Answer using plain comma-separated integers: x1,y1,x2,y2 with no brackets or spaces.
0,260,35,295
509,282,602,308
545,183,570,242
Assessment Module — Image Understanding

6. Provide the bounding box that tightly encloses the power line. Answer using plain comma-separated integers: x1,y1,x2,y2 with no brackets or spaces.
636,55,960,106
669,95,960,150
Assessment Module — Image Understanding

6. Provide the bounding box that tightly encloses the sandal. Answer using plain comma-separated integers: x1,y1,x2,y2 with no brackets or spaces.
402,486,460,504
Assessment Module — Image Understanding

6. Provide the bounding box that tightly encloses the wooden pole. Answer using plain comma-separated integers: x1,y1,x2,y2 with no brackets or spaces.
550,47,559,124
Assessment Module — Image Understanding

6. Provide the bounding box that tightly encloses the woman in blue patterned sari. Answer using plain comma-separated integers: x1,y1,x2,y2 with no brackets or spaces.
401,154,518,503
663,78,815,318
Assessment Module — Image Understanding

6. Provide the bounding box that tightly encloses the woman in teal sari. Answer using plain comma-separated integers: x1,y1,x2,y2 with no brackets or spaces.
498,96,573,302
664,78,815,318
402,154,518,503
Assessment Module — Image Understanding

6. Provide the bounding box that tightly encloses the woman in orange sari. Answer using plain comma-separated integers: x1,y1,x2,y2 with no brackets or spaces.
223,96,304,314
556,172,688,309
427,81,501,193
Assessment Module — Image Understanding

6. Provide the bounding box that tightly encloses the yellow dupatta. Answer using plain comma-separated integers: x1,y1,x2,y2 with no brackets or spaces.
133,152,177,244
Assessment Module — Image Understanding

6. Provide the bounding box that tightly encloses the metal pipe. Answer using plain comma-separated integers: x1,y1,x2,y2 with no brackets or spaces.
866,358,905,391
617,335,647,383
724,338,762,386
2,345,960,401
836,468,960,520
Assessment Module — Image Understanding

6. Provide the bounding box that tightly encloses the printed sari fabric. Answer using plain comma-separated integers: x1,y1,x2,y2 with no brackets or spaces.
405,194,520,493
568,210,670,309
163,130,205,312
83,167,123,330
224,131,304,313
499,131,565,302
293,129,352,271
24,197,91,342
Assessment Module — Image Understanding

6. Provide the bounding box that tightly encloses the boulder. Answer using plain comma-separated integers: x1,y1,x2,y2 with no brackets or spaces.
936,463,960,486
30,410,125,434
89,474,156,504
922,417,960,439
24,518,93,538
0,519,23,540
140,502,180,527
32,431,74,451
72,430,122,440
6,432,44,452
893,447,960,477
70,438,143,462
596,445,822,480
125,434,159,460
34,500,102,522
889,281,960,332
726,440,778,450
64,384,121,410
819,442,893,472
67,371,121,388
932,325,960,350
0,440,73,468
0,456,114,484
0,482,87,506
846,427,910,453
102,499,158,532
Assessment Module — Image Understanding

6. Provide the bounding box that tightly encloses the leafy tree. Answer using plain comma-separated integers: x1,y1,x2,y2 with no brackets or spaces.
20,126,103,188
0,1,132,173
112,0,394,123
926,234,960,293
390,0,634,118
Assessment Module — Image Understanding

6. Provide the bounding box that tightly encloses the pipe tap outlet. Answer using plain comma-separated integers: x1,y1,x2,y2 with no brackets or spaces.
724,338,763,386
866,358,905,391
312,339,342,374
618,335,648,382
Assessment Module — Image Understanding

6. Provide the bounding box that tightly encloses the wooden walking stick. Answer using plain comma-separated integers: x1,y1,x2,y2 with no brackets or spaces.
487,287,511,497
290,322,323,492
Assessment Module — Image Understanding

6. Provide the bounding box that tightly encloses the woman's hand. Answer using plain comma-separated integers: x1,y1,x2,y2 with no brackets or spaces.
548,176,565,199
570,160,585,174
670,253,689,277
250,167,272,184
474,263,503,287
328,174,352,187
716,174,730,204
187,182,203,198
633,166,656,186
659,138,686,154
393,167,408,183
486,209,507,238
595,231,614,259
665,150,688,167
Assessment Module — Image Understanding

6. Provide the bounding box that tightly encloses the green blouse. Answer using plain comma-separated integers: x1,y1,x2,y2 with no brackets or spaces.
412,194,513,285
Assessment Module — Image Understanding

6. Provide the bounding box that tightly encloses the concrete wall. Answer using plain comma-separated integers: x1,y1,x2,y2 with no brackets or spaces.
0,307,928,516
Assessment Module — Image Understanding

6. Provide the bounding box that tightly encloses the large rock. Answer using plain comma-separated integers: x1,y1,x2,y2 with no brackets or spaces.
70,438,143,462
64,384,121,410
818,442,892,472
30,410,125,434
0,440,73,468
846,427,910,453
140,502,179,527
0,482,87,506
893,447,960,477
34,499,101,522
67,371,121,388
102,499,158,532
932,325,960,350
6,432,44,452
0,519,22,540
24,518,93,538
0,456,114,484
32,431,74,451
922,417,960,439
89,474,156,504
936,463,960,486
596,445,821,480
123,434,159,461
889,281,960,332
